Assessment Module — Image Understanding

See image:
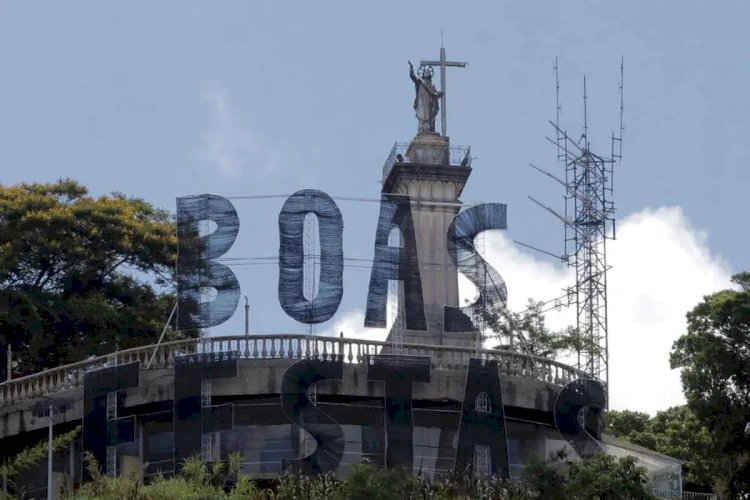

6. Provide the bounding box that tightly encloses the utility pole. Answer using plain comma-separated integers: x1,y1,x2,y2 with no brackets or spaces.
244,296,250,335
6,346,11,382
30,397,71,500
47,405,54,500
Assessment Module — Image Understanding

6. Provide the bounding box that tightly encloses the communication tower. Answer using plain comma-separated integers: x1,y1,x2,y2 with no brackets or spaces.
526,58,624,396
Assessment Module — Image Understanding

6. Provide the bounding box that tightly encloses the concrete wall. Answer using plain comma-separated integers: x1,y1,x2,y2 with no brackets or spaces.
0,358,560,439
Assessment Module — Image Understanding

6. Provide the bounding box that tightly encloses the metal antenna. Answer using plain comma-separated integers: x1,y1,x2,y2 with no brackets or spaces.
555,57,562,161
514,60,570,263
617,57,624,159
582,75,589,149
521,59,625,406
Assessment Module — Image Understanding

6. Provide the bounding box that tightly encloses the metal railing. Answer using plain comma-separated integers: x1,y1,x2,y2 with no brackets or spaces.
682,493,717,500
382,142,472,182
651,489,716,500
0,334,588,407
449,144,471,166
382,142,409,181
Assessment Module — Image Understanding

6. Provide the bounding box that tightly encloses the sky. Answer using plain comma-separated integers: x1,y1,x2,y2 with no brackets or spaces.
0,1,748,414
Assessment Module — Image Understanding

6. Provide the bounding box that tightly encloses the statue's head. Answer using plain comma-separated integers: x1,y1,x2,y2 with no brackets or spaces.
418,65,434,81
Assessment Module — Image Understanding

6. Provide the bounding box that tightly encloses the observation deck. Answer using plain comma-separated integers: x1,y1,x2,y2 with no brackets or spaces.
0,335,586,407
0,334,616,490
3,334,692,500
382,141,472,183
0,335,587,436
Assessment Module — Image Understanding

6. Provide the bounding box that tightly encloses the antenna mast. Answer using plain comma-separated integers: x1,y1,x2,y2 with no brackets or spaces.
529,59,624,402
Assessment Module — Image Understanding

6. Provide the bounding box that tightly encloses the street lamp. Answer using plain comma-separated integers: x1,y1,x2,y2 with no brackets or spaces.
31,397,72,500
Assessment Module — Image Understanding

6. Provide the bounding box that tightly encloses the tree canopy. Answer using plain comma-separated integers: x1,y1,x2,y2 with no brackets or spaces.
670,272,750,498
0,179,178,376
606,407,714,492
484,299,598,362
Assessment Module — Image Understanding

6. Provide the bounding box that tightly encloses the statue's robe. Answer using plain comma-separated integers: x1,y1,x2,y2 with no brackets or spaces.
413,77,440,133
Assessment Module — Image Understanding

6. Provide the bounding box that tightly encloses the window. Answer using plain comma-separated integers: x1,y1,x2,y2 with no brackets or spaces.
306,385,317,406
474,445,491,476
475,391,491,413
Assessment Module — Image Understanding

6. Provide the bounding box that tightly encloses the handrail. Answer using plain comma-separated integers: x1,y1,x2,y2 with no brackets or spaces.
0,334,590,407
651,489,716,500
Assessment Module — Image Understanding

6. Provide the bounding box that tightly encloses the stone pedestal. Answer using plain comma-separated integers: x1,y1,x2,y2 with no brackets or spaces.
381,133,480,348
406,132,449,165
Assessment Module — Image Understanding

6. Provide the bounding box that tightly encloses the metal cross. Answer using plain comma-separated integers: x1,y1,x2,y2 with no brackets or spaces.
421,46,467,137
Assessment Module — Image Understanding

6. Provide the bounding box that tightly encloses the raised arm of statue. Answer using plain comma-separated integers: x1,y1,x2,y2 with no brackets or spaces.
409,61,417,83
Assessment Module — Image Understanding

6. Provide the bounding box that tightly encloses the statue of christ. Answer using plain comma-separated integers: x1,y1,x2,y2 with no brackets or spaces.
409,61,442,134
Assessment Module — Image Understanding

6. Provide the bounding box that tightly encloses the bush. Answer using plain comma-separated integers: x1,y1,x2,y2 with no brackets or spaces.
58,453,655,500
520,454,566,500
565,454,654,499
337,464,414,500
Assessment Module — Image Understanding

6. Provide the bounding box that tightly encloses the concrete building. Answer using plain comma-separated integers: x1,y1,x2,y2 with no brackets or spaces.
0,121,681,499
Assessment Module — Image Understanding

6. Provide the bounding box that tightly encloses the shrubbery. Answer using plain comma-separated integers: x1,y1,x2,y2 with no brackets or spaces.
0,431,654,500
57,451,653,500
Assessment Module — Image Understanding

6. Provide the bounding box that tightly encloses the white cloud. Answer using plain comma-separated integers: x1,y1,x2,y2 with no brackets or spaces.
324,309,390,343
200,87,277,179
480,206,732,414
465,232,574,327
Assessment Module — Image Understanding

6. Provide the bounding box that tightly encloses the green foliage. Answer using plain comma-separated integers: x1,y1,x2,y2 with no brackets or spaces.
0,426,80,489
565,454,653,499
57,455,664,500
337,464,409,500
649,406,714,492
517,451,656,500
61,458,541,500
606,410,657,450
520,453,566,500
670,272,750,498
273,469,340,500
0,179,182,375
484,299,598,361
606,407,714,492
69,452,257,500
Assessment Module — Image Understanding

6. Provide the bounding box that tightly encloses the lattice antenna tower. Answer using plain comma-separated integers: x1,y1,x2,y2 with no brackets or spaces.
528,58,624,397
560,60,623,391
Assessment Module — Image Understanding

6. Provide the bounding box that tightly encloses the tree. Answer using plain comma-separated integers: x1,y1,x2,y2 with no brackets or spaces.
564,454,653,499
0,179,179,376
520,453,566,500
519,451,655,500
483,299,599,362
606,407,714,492
670,272,750,498
605,410,657,450
648,406,714,492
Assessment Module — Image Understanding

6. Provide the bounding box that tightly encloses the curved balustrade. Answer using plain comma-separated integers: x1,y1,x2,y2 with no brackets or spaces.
0,334,590,407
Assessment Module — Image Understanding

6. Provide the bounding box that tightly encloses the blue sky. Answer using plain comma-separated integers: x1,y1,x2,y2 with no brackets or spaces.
1,1,748,411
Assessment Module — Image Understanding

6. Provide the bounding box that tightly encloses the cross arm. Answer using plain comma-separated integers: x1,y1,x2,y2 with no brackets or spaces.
420,60,468,67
